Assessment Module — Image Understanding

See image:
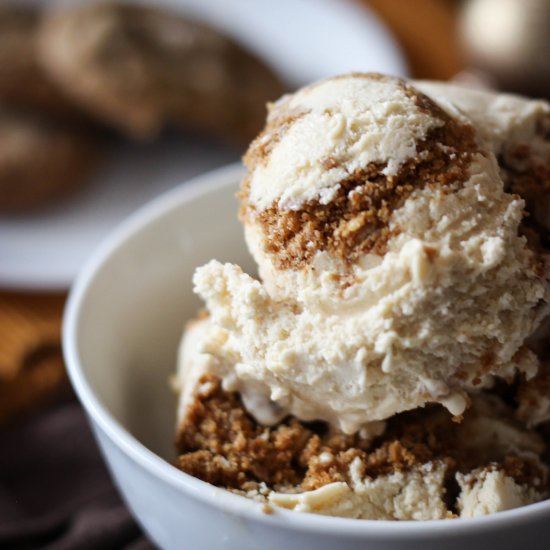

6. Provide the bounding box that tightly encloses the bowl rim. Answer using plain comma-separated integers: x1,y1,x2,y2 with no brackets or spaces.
63,162,550,538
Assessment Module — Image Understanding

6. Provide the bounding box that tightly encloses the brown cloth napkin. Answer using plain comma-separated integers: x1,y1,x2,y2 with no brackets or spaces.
0,395,155,550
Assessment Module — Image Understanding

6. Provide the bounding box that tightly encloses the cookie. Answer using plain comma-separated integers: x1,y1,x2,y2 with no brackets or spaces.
37,2,285,143
0,347,67,425
0,6,83,119
0,292,63,381
0,107,101,213
0,292,68,424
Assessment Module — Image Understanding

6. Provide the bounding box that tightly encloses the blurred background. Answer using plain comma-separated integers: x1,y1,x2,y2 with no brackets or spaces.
0,0,548,548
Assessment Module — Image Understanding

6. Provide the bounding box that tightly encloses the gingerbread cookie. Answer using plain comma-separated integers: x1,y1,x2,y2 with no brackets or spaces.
0,292,68,424
37,2,285,143
0,6,84,119
0,108,101,213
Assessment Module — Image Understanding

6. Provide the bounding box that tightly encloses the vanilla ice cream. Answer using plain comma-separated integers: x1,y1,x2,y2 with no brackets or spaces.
176,324,548,519
174,74,550,519
190,74,548,434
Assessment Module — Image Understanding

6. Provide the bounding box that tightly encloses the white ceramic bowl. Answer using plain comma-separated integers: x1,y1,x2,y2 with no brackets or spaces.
63,164,550,550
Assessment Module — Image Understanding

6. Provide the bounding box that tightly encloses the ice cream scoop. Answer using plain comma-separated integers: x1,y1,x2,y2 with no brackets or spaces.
190,74,549,434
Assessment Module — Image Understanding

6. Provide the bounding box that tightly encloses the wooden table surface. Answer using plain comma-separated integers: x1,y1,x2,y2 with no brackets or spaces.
0,0,464,423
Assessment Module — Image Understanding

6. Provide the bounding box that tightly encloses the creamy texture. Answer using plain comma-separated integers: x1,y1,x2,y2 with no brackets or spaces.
457,468,544,518
267,394,548,519
416,81,550,231
194,238,542,433
269,461,449,521
247,75,446,211
176,330,548,520
244,80,550,303
175,317,219,424
191,75,548,433
415,81,550,156
268,461,544,521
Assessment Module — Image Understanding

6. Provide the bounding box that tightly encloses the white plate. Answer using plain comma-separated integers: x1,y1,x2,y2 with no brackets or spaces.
0,0,407,290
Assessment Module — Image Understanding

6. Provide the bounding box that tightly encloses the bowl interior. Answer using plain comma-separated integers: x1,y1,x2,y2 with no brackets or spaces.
73,166,254,459
67,164,550,546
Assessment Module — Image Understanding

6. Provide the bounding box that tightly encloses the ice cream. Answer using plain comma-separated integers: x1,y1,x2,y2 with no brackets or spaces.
174,74,550,519
191,74,548,434
176,330,548,519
